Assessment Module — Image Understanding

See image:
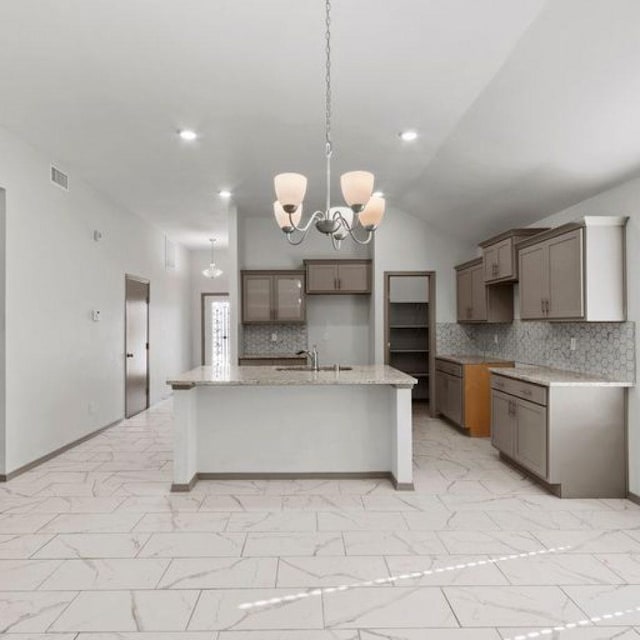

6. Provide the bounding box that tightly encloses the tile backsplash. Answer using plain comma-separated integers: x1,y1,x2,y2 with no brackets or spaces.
436,320,635,382
243,324,308,355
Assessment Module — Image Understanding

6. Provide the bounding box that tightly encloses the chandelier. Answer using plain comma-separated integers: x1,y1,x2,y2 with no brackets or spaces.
202,238,223,278
272,0,385,249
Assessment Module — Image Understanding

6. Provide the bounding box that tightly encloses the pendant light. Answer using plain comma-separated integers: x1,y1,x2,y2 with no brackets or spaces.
272,0,385,249
202,238,223,279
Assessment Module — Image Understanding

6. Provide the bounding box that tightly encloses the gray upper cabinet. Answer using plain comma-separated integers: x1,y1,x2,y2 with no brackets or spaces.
455,258,513,324
242,270,305,324
305,260,371,294
242,274,273,322
480,228,549,284
518,217,627,321
274,273,305,321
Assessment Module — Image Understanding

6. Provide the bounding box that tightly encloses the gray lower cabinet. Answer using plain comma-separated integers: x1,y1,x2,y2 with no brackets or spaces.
490,391,515,457
512,397,547,479
490,373,626,498
435,362,463,427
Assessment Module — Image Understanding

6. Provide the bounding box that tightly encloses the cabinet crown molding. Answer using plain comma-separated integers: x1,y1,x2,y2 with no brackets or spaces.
478,228,550,248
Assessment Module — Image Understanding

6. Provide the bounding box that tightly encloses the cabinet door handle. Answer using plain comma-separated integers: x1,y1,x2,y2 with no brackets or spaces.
338,278,341,290
545,299,550,314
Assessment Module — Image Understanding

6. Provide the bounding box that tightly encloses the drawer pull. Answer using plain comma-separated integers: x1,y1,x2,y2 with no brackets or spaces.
521,389,532,396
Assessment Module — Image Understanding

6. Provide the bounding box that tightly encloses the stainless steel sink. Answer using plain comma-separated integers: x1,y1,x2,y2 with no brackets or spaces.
276,365,353,372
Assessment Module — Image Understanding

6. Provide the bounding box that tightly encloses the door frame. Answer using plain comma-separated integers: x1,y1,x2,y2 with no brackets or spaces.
201,292,229,365
124,274,150,418
383,271,436,416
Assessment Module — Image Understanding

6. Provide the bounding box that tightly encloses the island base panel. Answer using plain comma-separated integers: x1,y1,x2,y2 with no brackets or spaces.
172,384,413,491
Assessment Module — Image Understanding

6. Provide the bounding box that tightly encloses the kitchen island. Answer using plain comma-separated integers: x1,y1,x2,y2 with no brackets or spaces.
167,365,417,492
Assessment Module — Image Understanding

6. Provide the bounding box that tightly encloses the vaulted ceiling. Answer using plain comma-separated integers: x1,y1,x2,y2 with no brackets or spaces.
1,0,639,247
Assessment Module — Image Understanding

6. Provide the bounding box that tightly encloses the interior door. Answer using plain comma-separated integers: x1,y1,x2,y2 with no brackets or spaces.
125,276,149,418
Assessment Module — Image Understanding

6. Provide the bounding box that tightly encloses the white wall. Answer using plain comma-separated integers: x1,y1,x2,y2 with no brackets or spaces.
188,246,230,367
0,126,191,474
372,206,476,364
527,177,640,495
239,215,372,364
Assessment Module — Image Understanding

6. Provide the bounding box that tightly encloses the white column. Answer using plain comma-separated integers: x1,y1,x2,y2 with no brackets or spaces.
392,385,413,490
172,385,198,491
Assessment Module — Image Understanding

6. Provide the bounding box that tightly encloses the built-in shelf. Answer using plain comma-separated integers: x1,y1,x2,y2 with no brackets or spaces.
390,348,429,353
389,324,429,329
388,300,430,402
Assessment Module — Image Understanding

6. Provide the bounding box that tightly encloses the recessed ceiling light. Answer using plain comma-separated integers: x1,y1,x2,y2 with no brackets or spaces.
372,191,384,198
399,130,418,142
178,129,198,141
218,189,232,198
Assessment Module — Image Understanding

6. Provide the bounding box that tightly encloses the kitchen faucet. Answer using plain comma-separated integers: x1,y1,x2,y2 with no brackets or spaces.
296,345,319,371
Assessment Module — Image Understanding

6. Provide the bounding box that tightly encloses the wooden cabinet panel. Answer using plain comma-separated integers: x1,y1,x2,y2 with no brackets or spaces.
456,268,473,322
274,274,305,321
470,263,487,321
519,243,547,320
483,245,498,282
517,219,625,322
446,373,463,425
514,398,547,479
338,263,370,292
456,259,513,324
242,275,273,322
242,271,305,324
305,260,372,294
491,390,515,457
307,264,338,293
435,370,447,417
547,229,583,319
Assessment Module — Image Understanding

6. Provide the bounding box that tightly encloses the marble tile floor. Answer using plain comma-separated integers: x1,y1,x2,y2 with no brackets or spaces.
0,401,639,638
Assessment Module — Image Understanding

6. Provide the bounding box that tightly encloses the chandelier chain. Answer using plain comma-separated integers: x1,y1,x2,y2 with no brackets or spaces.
325,0,332,157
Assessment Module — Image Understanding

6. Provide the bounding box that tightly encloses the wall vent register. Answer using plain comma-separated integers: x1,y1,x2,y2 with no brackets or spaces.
50,165,69,191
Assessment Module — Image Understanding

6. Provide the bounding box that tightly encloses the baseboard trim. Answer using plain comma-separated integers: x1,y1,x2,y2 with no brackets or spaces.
0,417,123,482
171,474,198,492
627,491,640,505
171,470,404,492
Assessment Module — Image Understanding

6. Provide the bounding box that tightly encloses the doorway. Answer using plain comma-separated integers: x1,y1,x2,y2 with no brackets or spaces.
125,275,150,418
384,272,436,415
201,293,230,367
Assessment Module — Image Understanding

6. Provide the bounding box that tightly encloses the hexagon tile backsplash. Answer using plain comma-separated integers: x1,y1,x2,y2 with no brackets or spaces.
436,320,635,382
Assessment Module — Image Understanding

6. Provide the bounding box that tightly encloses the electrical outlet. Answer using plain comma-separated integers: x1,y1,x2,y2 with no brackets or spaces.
570,337,577,351
271,333,278,343
493,333,498,345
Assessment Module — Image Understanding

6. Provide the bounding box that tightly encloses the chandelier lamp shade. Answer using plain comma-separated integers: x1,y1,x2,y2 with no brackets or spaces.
272,0,385,249
202,238,223,279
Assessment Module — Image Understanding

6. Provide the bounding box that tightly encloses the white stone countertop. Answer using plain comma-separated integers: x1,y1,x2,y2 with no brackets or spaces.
488,363,634,387
437,354,514,366
239,353,306,359
168,364,417,388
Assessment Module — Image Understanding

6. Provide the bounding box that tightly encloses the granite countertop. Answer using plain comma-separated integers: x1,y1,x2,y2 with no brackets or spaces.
488,364,634,388
437,354,514,366
168,365,417,388
240,353,306,360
